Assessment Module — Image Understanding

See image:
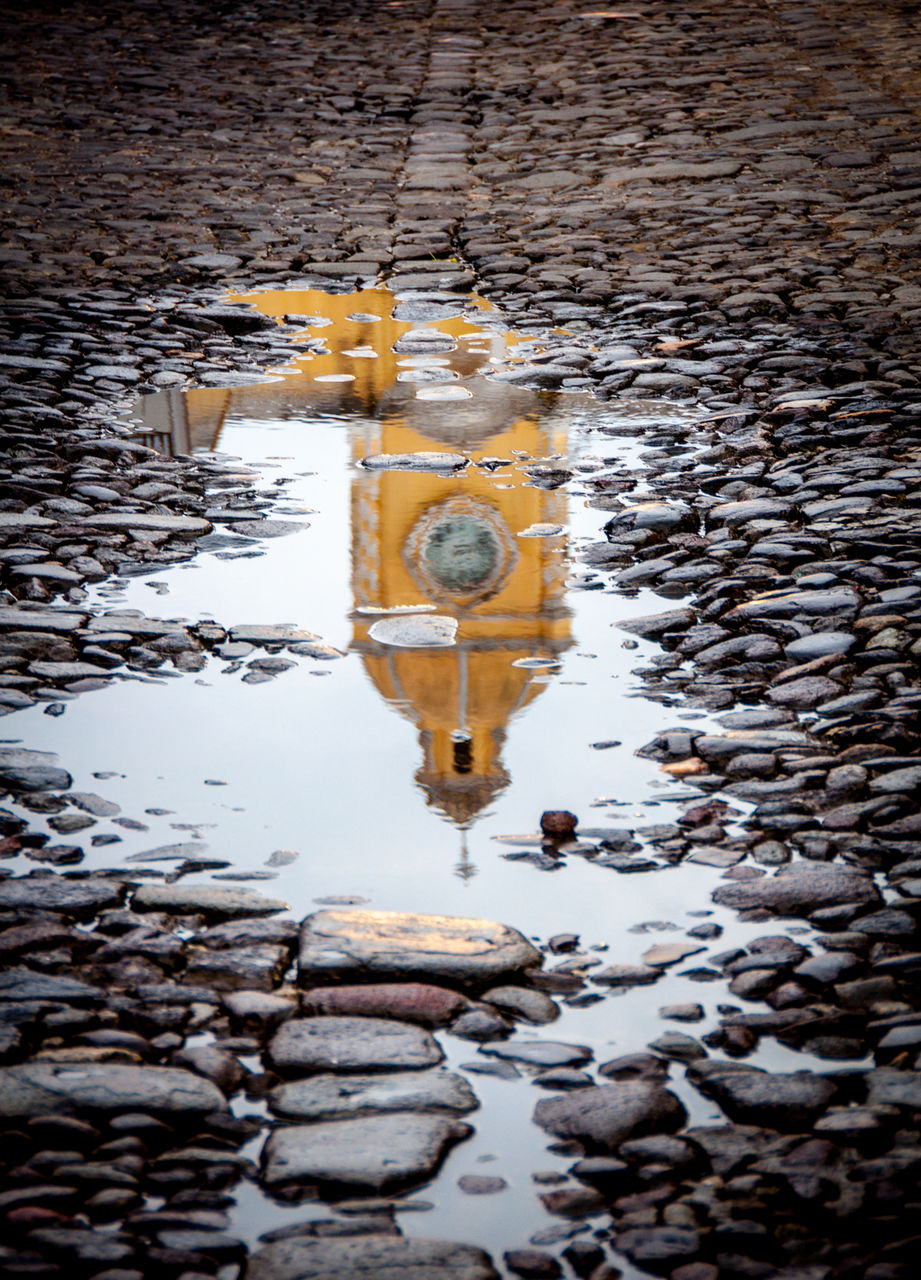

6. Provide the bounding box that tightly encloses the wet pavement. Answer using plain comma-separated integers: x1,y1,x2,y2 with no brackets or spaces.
2,1,921,1279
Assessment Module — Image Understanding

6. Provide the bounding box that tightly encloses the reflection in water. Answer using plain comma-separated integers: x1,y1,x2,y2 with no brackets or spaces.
133,287,573,857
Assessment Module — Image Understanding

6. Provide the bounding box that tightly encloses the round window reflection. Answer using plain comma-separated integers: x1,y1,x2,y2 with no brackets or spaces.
404,497,518,607
421,516,500,593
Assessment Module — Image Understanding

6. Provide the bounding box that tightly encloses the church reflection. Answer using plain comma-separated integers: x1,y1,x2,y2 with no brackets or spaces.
131,287,573,854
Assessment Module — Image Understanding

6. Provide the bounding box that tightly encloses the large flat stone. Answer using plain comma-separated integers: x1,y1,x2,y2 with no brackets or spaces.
132,883,288,917
0,608,87,632
85,615,187,638
712,861,880,916
268,1016,443,1073
261,1112,470,1192
229,624,321,645
78,513,211,535
726,588,860,621
0,514,57,531
709,498,793,526
604,159,742,183
360,452,468,472
0,766,72,792
245,1235,498,1280
298,909,541,988
269,1069,478,1120
29,661,114,681
694,730,816,761
368,615,458,648
0,968,104,1003
616,608,695,637
533,1081,687,1151
0,1063,226,1117
0,877,124,916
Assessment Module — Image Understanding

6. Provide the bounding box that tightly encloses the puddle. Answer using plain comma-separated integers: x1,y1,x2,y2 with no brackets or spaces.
3,286,850,1265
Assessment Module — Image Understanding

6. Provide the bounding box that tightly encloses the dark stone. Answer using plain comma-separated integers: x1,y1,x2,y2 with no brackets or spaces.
540,811,578,839
533,1080,687,1151
712,862,880,916
616,1226,701,1271
689,1062,836,1130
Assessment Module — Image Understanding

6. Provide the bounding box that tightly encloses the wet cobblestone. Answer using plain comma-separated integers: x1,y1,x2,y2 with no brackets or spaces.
2,1,921,1278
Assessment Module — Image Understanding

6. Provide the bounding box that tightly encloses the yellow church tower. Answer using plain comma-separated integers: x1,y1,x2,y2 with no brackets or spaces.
348,364,572,829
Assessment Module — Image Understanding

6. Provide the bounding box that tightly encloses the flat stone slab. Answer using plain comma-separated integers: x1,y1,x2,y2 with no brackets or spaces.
298,909,542,988
0,513,57,530
85,615,187,637
268,1016,443,1073
712,861,880,916
360,452,468,471
245,1235,498,1280
709,498,793,525
0,766,72,792
368,615,458,648
230,624,321,644
767,675,843,708
29,661,114,681
0,608,86,631
616,608,695,638
269,1070,478,1121
694,730,816,761
78,513,211,535
726,588,860,621
392,332,458,354
0,1063,226,1117
604,159,742,183
0,877,124,916
607,501,692,531
260,1113,470,1192
533,1081,687,1151
593,963,661,987
0,967,104,1003
132,883,288,917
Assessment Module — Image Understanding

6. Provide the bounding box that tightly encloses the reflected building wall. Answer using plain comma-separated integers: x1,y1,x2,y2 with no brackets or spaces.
130,285,573,833
350,405,571,830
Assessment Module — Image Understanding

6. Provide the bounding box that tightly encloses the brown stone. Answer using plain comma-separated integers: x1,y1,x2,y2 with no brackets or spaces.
302,983,469,1026
540,810,578,839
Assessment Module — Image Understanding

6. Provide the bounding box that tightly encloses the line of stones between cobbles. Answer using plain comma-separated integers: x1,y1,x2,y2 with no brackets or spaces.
5,0,921,363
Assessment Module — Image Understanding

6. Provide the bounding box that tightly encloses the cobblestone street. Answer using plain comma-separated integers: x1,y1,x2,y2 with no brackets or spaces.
2,2,921,1278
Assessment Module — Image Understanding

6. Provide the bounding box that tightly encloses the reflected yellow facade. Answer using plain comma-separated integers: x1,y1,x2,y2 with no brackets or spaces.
132,286,573,833
351,413,571,829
